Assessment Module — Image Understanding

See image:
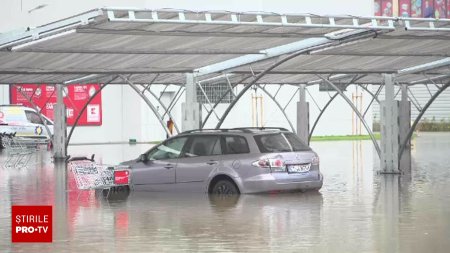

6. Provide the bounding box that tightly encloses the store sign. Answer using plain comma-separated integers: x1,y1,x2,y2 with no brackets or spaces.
10,84,102,126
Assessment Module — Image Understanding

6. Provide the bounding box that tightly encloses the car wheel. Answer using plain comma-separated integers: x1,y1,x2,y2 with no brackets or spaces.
211,180,239,195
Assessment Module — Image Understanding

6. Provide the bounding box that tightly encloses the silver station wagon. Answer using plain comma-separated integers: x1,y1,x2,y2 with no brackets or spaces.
122,127,323,194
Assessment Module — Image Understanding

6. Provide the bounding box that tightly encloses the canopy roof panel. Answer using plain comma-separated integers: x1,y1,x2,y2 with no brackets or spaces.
0,8,449,85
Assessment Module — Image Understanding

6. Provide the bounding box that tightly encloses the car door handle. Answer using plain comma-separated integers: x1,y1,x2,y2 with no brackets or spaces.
206,160,218,165
164,164,174,169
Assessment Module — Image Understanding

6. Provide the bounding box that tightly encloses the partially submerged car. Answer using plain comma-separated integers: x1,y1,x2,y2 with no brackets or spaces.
0,105,54,148
119,127,323,194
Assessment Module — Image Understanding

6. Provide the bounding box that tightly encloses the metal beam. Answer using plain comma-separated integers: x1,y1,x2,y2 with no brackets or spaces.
0,9,103,50
215,47,319,129
318,75,381,159
309,75,366,140
214,30,379,128
196,37,334,76
202,75,252,128
399,82,450,160
66,76,119,147
256,85,296,133
107,9,396,30
0,69,192,75
145,88,181,134
120,75,172,137
398,58,450,75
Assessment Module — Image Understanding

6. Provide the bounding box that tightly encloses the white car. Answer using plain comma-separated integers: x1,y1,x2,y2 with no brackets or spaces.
0,105,54,148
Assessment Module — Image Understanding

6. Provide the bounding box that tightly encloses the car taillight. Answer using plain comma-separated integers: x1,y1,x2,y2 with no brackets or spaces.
312,156,320,166
252,158,285,170
114,170,130,185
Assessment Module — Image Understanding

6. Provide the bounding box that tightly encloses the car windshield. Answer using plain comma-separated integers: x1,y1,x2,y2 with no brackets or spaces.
254,133,310,153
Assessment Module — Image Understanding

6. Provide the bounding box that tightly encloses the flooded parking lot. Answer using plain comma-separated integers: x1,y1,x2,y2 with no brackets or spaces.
1,133,449,252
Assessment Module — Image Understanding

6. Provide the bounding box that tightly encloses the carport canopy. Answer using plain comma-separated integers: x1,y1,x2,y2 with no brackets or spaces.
0,7,449,86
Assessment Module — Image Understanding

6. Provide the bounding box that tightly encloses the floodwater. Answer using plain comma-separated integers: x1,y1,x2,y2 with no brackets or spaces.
1,133,449,252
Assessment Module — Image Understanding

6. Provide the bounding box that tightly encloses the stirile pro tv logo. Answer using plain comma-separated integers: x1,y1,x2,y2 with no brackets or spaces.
11,206,52,243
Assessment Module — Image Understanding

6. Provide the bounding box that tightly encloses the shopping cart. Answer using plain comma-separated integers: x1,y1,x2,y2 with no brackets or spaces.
67,155,130,200
1,132,48,169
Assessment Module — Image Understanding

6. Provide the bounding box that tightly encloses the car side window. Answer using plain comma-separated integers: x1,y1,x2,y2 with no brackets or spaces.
223,136,250,154
25,111,43,124
147,137,188,161
183,135,221,157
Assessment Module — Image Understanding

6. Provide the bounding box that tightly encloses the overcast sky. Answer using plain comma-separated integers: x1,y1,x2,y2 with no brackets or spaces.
0,0,373,32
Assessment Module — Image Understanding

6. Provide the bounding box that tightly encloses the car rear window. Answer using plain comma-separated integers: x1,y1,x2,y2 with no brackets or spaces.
254,133,310,153
223,136,250,154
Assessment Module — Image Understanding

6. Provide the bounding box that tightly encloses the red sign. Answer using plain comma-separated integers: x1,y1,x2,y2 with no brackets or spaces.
11,205,53,243
377,0,449,18
10,84,102,126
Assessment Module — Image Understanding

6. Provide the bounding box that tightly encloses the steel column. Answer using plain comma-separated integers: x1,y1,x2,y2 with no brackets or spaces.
380,74,400,174
53,84,67,159
182,73,201,131
399,84,411,172
297,84,309,145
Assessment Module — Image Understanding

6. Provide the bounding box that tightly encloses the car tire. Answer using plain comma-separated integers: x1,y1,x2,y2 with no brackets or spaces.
211,180,239,195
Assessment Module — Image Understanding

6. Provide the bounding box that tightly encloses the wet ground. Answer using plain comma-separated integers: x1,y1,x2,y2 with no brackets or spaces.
0,132,449,252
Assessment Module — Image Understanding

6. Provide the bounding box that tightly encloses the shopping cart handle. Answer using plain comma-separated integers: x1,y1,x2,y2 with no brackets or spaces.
66,154,96,162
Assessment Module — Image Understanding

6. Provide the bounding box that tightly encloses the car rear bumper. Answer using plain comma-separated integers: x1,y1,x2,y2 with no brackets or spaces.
240,172,323,194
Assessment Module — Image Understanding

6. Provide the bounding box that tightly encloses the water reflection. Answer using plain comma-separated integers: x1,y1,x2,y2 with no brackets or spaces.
0,133,449,252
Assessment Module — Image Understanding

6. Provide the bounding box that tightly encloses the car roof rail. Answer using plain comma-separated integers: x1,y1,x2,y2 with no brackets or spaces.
181,127,289,134
181,128,246,134
231,127,289,132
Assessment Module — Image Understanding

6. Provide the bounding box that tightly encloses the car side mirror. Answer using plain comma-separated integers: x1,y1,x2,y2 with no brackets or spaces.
139,154,148,163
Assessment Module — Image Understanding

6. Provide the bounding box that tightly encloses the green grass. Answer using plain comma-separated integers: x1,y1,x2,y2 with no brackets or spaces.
310,133,381,142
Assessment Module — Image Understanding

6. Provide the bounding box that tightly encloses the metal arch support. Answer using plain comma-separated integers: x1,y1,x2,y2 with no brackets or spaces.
356,83,380,104
215,48,322,129
256,85,296,133
120,75,172,137
309,75,366,141
213,29,379,129
363,84,383,118
145,87,181,134
309,92,340,142
66,75,119,147
317,75,382,159
197,82,221,121
202,75,252,128
162,86,184,119
399,82,450,160
14,85,53,139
